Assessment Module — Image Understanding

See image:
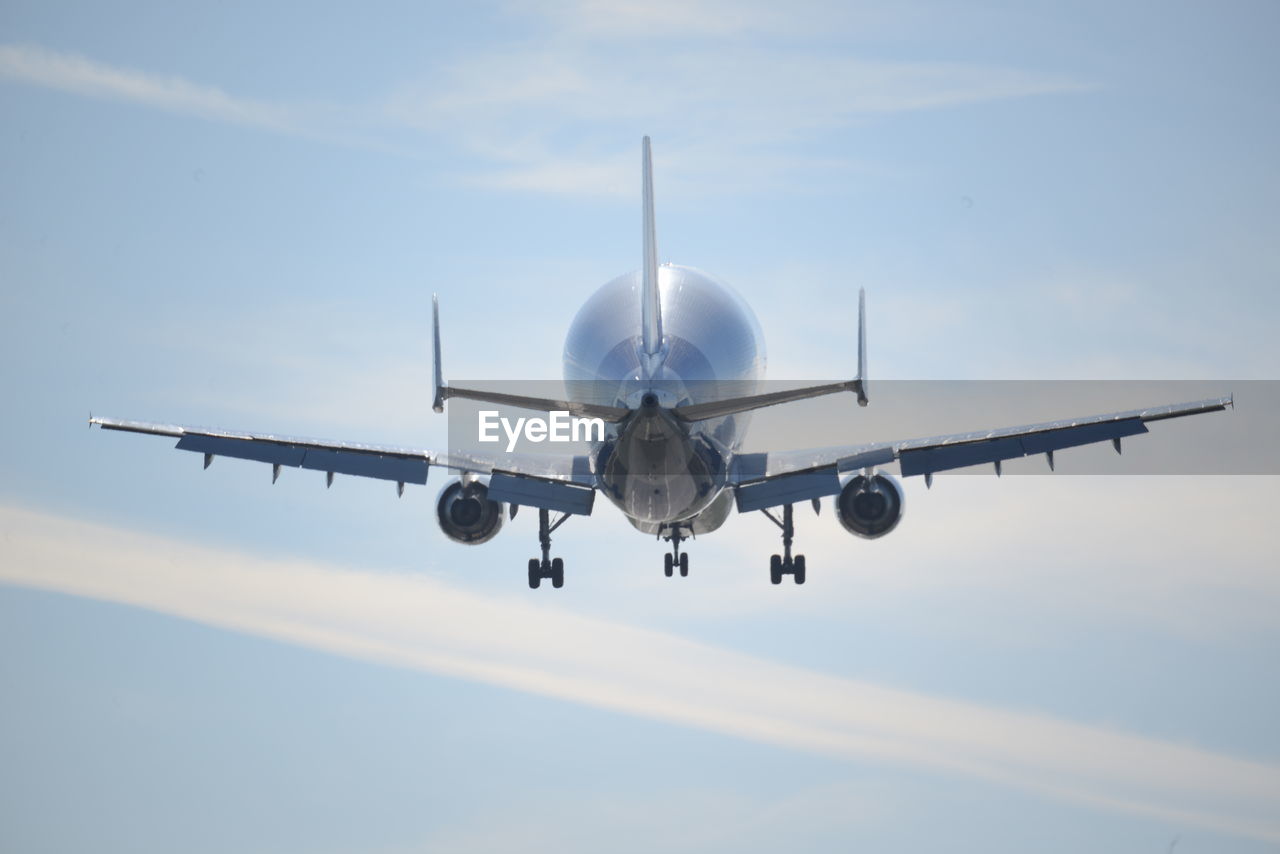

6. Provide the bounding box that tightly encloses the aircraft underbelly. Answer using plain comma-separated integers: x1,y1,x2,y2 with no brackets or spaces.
599,417,721,524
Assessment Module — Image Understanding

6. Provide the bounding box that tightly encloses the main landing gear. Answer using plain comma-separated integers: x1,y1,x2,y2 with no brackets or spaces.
660,523,691,578
762,503,806,585
528,508,570,589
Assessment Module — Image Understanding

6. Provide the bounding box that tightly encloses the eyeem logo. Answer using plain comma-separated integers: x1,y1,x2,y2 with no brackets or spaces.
478,411,606,452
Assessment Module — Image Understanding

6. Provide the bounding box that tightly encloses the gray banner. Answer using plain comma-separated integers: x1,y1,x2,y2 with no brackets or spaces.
444,380,1274,476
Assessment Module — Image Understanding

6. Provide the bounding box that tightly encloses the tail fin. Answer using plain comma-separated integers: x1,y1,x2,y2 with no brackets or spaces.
641,136,663,359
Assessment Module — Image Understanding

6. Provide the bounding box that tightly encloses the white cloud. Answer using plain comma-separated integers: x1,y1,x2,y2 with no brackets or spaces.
3,0,1090,196
376,0,1090,193
0,43,411,155
386,44,1086,194
701,475,1280,629
0,44,297,132
2,503,1278,843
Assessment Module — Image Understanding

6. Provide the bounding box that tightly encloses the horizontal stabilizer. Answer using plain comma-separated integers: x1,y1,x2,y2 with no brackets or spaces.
673,379,865,423
674,288,868,421
431,294,628,421
437,385,630,422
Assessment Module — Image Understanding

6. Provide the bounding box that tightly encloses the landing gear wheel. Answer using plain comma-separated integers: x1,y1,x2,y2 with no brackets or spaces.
528,508,573,590
765,504,809,586
661,523,692,579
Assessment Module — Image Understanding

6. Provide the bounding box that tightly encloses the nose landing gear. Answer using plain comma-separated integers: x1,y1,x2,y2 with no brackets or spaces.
660,524,691,578
762,503,806,585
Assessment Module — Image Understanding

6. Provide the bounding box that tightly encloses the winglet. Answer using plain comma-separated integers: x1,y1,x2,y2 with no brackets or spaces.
641,136,663,359
854,288,868,406
432,294,445,413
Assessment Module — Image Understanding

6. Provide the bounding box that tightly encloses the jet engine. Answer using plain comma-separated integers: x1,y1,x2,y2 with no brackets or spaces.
837,473,904,539
436,479,504,545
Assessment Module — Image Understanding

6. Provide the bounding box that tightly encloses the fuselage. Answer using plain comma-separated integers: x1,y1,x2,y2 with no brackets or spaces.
563,264,766,530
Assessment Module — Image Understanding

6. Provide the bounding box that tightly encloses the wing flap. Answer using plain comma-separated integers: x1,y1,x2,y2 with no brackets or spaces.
737,395,1230,488
174,433,431,484
899,417,1151,477
176,434,306,467
300,448,429,484
1018,418,1148,455
488,471,595,515
91,417,589,502
735,466,841,513
900,436,1035,477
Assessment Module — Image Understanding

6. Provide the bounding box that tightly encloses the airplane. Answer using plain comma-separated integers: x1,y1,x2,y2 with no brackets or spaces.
90,137,1232,589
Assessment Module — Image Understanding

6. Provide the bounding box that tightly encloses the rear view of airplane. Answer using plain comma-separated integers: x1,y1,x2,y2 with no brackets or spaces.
91,138,1231,589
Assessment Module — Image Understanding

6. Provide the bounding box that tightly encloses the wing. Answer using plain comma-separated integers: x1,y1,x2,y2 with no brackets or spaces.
730,396,1232,512
90,416,596,515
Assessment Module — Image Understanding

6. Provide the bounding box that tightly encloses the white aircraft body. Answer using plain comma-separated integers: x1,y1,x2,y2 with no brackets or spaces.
92,138,1231,588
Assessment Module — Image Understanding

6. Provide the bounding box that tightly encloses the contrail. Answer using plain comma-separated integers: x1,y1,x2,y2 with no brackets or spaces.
3,504,1278,843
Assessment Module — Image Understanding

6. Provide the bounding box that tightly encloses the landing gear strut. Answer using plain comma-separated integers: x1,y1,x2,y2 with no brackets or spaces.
528,508,569,589
762,503,806,585
660,523,691,578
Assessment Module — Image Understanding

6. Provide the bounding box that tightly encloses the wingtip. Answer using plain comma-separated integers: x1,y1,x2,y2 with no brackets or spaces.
431,294,445,413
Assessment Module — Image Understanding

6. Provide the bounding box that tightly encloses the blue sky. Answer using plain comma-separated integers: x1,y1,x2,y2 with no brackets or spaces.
2,1,1279,852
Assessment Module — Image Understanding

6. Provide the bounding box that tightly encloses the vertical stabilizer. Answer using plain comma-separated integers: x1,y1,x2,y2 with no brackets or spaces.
641,136,663,359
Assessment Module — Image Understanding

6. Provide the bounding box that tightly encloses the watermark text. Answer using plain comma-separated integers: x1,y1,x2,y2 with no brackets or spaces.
478,410,606,452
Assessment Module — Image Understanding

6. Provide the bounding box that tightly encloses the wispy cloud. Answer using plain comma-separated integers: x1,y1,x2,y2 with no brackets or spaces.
0,43,409,154
2,1,1090,196
0,44,297,132
385,45,1086,195
378,1,1090,194
3,504,1278,842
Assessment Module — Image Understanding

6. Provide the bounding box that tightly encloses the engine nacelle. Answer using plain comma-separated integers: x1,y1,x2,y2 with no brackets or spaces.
837,473,904,539
436,479,504,545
